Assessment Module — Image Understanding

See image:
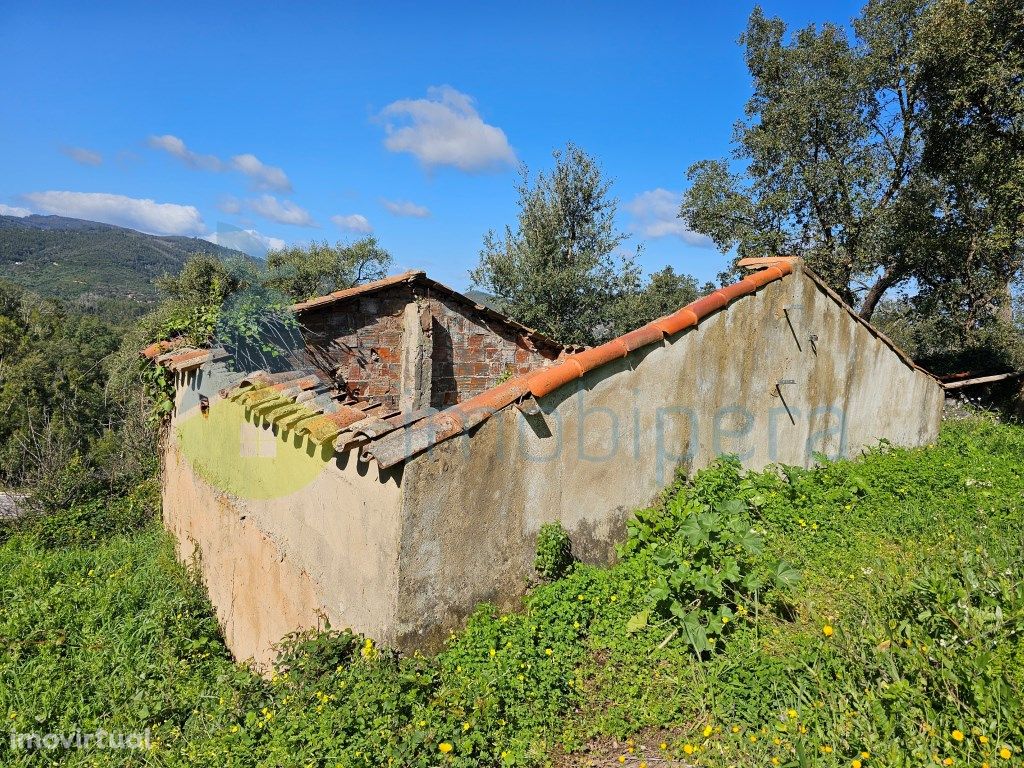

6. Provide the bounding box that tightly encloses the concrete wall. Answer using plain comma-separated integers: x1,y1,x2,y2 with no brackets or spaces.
163,366,404,667
161,266,943,660
392,268,944,647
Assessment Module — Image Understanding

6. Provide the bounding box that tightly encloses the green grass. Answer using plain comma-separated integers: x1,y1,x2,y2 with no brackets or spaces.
0,414,1022,767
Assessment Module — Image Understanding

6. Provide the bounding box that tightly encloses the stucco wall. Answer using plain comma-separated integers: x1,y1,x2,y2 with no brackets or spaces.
393,268,944,647
164,368,404,667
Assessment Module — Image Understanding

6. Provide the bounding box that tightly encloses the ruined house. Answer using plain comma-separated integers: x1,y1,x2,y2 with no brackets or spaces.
145,258,944,666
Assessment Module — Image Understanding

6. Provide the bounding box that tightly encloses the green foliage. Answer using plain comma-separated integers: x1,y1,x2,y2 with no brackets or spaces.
680,0,1024,361
534,522,574,581
0,278,153,509
2,479,159,549
0,212,246,309
263,237,392,301
1,416,1023,766
622,471,798,656
472,144,703,345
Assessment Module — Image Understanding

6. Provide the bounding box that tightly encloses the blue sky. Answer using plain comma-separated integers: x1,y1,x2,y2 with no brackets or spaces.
1,1,861,290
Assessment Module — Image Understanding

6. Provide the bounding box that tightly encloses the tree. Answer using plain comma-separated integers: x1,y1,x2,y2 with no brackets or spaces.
912,0,1024,336
473,144,702,346
264,238,392,302
606,267,703,339
471,144,636,346
680,0,1024,354
681,1,935,320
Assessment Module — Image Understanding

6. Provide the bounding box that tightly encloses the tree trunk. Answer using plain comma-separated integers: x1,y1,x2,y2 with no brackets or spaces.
858,267,900,321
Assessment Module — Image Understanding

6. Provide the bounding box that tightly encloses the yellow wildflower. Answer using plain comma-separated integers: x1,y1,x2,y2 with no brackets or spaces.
823,624,834,637
703,725,713,737
861,751,870,758
731,725,740,734
659,742,668,750
684,744,695,755
980,735,990,744
438,742,453,754
999,747,1011,759
953,730,965,742
617,756,626,764
787,709,798,719
852,761,862,768
942,758,953,766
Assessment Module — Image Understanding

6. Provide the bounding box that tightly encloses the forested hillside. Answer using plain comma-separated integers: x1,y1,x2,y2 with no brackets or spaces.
0,215,245,314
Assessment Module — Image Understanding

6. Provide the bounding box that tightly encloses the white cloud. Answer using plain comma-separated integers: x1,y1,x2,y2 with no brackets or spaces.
148,134,223,172
23,191,205,235
379,85,516,172
218,195,242,215
61,146,103,166
0,204,31,217
247,195,315,226
380,198,431,218
625,188,715,247
203,228,286,258
230,154,291,192
148,135,292,191
331,214,372,233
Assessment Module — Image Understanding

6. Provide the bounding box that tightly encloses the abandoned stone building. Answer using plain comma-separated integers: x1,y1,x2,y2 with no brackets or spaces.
145,258,944,666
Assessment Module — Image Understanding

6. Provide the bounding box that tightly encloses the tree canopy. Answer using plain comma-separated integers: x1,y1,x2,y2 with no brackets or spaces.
680,0,1023,362
472,144,702,346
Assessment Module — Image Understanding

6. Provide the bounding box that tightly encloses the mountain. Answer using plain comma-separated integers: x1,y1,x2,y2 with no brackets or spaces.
0,215,247,312
463,289,502,312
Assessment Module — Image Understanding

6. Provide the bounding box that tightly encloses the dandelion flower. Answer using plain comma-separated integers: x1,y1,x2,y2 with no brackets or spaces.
852,761,862,768
942,758,953,766
438,742,453,754
703,725,713,737
617,756,625,764
823,624,834,637
953,730,965,742
980,736,989,745
684,744,694,755
999,747,1011,759
731,726,740,734
861,751,870,759
787,709,798,719
659,742,668,750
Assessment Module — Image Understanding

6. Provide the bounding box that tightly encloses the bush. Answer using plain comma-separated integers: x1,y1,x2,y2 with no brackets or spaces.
534,522,574,581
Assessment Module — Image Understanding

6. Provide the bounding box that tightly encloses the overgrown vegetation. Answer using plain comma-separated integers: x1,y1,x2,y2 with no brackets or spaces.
0,237,393,510
1,415,1020,766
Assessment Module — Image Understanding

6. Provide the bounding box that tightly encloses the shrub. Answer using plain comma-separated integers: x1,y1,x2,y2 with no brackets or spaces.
534,522,574,581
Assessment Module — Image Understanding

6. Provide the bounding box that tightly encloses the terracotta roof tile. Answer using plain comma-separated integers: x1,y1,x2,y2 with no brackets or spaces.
363,261,796,468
